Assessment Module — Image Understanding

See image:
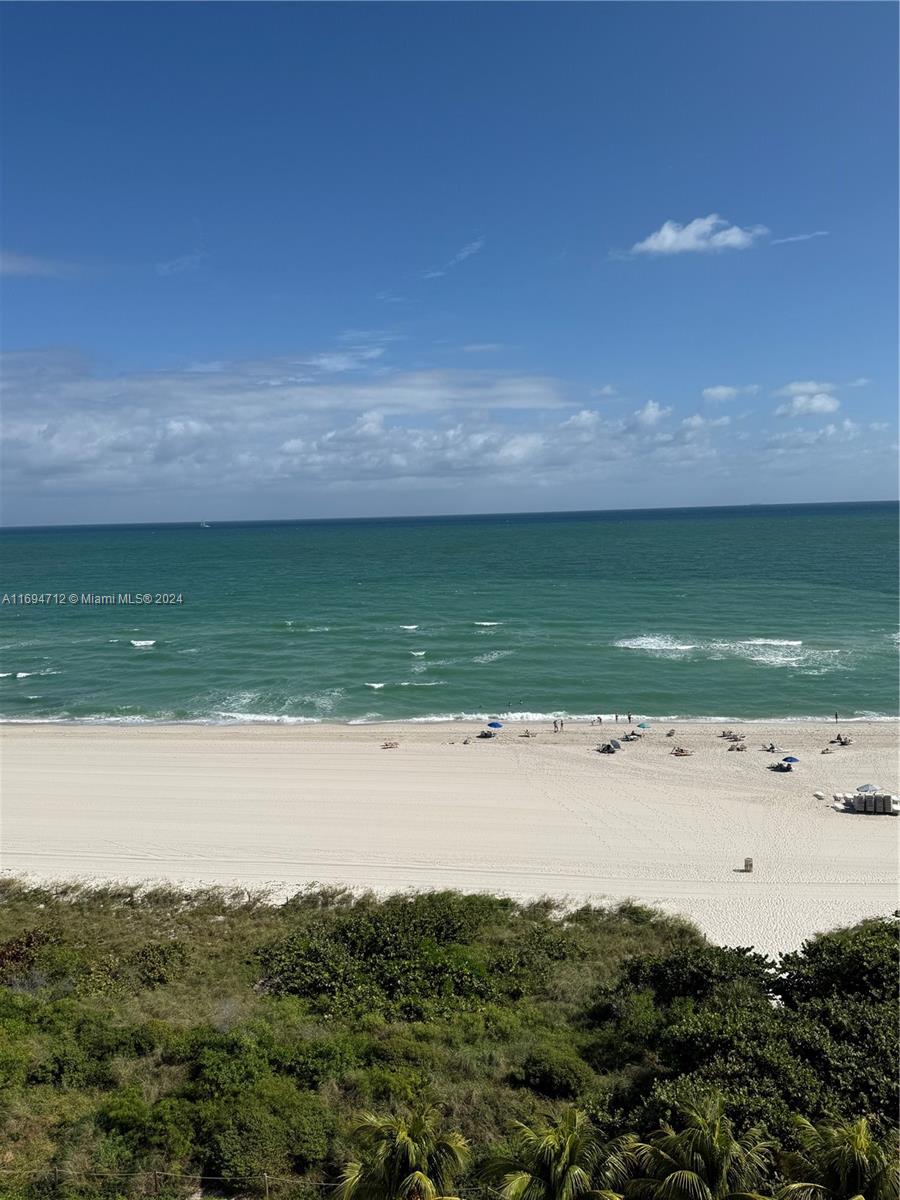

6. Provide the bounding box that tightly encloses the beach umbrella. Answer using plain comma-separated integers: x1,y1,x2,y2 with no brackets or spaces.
487,721,503,729
637,722,649,729
782,756,800,763
856,783,877,793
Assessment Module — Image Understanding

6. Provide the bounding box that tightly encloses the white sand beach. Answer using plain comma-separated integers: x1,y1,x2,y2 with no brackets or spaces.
1,720,896,955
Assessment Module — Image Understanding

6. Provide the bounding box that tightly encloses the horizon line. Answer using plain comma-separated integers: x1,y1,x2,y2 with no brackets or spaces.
1,497,896,533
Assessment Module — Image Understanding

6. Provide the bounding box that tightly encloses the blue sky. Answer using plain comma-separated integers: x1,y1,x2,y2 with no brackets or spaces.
1,1,897,525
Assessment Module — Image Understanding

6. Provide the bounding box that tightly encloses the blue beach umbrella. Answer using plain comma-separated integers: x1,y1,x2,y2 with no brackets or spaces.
782,756,800,763
637,722,649,729
487,721,503,729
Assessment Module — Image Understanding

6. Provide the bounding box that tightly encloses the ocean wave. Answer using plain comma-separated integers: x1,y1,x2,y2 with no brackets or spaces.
301,688,345,714
399,681,446,687
614,634,846,673
130,639,156,648
410,650,426,657
0,672,12,678
214,712,321,724
400,625,419,631
615,636,696,653
306,626,331,633
474,621,503,626
364,682,385,689
740,638,803,646
473,649,514,664
15,671,34,678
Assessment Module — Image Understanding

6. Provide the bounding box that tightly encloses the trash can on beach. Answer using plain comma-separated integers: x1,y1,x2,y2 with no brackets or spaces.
744,857,753,873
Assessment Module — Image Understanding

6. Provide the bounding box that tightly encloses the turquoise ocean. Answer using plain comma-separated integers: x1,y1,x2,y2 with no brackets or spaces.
1,502,897,724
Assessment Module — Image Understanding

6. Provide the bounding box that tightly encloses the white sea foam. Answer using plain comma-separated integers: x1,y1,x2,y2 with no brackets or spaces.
0,672,11,678
614,634,846,674
15,672,34,678
306,626,330,633
473,649,514,664
474,621,503,626
410,651,426,657
301,688,345,714
215,712,320,724
740,638,803,647
615,636,696,653
108,639,120,643
400,625,419,631
178,648,200,655
365,682,385,689
130,640,156,648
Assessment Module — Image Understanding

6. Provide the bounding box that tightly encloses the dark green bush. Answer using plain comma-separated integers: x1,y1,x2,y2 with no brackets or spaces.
515,1045,594,1098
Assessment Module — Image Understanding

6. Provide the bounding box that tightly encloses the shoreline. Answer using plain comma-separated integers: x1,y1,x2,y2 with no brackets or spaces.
2,712,898,727
2,719,897,955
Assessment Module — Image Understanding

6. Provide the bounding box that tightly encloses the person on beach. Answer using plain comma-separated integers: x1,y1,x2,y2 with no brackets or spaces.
627,712,632,723
553,720,559,733
834,711,839,722
614,712,619,722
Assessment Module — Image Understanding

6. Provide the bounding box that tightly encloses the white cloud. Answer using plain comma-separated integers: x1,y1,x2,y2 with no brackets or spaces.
870,422,890,432
630,214,768,256
770,231,829,246
683,414,730,429
775,393,840,417
773,380,834,397
462,343,506,353
591,384,618,397
1,249,74,278
849,377,871,388
0,349,736,509
702,384,759,402
423,236,486,279
633,400,672,426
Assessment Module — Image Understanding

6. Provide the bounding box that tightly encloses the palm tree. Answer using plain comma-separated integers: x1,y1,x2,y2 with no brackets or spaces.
625,1093,775,1200
777,1116,899,1200
482,1106,635,1200
337,1107,471,1200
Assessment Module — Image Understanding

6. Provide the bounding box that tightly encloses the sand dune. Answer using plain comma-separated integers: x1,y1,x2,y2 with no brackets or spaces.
1,720,896,954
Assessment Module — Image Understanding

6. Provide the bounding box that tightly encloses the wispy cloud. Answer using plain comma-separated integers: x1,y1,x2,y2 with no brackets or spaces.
848,377,871,388
422,236,486,279
628,214,768,256
155,249,206,277
770,230,829,246
0,249,76,278
702,384,759,402
462,342,506,353
591,384,618,398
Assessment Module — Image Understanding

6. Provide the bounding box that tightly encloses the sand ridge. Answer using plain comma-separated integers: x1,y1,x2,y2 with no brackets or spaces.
1,719,897,955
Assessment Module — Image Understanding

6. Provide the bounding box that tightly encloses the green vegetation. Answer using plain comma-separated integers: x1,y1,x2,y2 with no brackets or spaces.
0,880,895,1200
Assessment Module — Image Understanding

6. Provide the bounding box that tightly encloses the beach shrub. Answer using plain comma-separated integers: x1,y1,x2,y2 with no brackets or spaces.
199,1077,330,1184
515,1045,595,1098
0,881,896,1193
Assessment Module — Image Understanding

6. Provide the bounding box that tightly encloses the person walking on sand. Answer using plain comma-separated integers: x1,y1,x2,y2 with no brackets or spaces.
614,712,619,722
627,711,632,723
553,719,559,733
834,711,839,722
